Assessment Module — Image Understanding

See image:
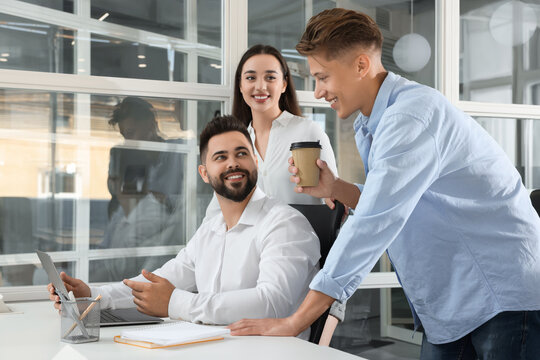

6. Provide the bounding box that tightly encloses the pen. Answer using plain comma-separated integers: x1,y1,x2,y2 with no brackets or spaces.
63,294,102,339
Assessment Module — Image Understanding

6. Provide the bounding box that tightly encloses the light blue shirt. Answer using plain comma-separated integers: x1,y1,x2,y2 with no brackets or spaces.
309,72,540,344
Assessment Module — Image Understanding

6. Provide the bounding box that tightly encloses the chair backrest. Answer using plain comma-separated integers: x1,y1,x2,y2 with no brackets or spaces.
531,189,540,217
289,201,345,344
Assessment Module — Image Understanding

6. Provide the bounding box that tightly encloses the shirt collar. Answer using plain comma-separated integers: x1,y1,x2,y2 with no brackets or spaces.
353,71,400,135
210,186,267,234
248,110,293,132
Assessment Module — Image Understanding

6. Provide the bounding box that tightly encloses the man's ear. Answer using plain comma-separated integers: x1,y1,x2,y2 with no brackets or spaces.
198,164,210,184
356,54,371,79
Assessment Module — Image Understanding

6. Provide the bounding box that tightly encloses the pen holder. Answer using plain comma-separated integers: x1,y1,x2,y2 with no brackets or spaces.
60,297,100,344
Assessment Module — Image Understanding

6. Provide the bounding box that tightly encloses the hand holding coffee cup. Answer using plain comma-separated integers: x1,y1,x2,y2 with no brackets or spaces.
288,156,336,200
290,141,322,187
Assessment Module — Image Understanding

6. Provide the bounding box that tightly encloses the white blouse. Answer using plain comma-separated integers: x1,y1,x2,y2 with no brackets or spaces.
205,111,338,217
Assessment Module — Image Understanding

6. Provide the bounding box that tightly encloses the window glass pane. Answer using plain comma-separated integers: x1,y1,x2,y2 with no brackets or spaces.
0,89,222,290
91,0,185,38
0,1,222,83
474,117,540,188
89,255,175,282
198,57,221,84
332,289,421,357
18,0,74,13
248,0,436,92
90,34,186,81
197,0,221,48
460,0,540,104
0,13,74,74
0,262,75,287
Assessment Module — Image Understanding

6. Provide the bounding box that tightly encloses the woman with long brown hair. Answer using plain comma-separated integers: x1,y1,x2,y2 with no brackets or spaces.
231,44,337,206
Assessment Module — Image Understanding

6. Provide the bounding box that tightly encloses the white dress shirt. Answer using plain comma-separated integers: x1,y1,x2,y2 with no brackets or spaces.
91,187,320,339
205,111,338,218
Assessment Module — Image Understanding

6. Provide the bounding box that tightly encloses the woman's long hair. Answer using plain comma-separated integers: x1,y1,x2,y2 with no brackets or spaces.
232,44,302,127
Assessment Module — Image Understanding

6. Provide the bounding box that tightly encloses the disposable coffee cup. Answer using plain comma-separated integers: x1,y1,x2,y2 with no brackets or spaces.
290,141,322,187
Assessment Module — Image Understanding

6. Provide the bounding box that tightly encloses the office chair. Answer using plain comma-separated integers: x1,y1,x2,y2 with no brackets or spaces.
290,201,345,344
531,189,540,217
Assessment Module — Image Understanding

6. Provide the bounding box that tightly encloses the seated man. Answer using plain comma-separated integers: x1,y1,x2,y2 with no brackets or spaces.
48,115,320,339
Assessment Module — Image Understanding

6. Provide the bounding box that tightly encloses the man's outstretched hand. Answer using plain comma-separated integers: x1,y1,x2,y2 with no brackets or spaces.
123,269,175,317
228,290,336,338
227,316,300,337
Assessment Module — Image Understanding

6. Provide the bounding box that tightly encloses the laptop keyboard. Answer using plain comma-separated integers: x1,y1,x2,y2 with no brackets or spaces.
100,309,124,323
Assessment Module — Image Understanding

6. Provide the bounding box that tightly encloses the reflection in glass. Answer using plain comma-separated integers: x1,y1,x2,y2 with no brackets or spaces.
89,97,186,263
1,1,222,84
18,0,74,13
0,262,75,287
248,0,435,91
0,13,74,74
0,89,223,288
89,255,174,282
197,0,221,48
198,57,221,84
90,0,185,38
475,117,540,188
91,34,186,81
460,0,540,104
331,288,421,357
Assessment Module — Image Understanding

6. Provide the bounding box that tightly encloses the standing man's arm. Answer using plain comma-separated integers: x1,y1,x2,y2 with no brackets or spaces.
230,115,440,336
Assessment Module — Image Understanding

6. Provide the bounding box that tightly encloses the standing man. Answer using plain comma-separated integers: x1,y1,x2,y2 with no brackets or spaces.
229,8,540,359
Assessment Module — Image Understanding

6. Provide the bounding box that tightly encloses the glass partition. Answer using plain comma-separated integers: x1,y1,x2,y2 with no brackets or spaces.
331,288,421,357
460,0,540,104
474,116,540,188
0,89,222,287
249,0,436,91
0,1,222,83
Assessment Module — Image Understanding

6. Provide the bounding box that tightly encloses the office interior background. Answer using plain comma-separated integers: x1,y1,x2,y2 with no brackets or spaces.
0,0,539,358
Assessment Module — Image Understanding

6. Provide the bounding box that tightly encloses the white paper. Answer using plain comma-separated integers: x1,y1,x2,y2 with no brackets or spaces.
121,321,230,346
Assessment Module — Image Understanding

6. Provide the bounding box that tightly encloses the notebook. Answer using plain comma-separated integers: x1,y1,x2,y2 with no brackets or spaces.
114,321,230,349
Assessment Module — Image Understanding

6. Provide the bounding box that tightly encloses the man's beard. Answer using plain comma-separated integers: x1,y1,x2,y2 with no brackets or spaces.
209,167,258,202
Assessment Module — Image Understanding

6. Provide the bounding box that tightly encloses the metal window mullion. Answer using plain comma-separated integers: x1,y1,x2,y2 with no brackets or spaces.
458,101,540,120
88,245,184,260
438,0,460,103
72,0,91,283
303,0,313,92
223,0,247,109
0,251,79,266
0,69,231,100
522,119,534,189
184,0,199,240
296,90,328,107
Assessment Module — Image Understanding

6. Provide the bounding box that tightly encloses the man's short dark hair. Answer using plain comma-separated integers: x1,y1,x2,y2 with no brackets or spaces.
109,96,156,126
199,115,253,163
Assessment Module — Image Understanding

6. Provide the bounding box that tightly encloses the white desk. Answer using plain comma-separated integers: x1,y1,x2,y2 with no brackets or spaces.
1,301,365,360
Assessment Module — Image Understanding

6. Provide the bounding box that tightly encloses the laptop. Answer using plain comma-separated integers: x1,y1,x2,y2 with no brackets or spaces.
36,250,163,327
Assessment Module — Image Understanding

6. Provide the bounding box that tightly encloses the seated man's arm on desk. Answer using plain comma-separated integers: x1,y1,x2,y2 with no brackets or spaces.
165,206,320,325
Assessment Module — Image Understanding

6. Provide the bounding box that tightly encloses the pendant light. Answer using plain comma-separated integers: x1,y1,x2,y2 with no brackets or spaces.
392,0,431,73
